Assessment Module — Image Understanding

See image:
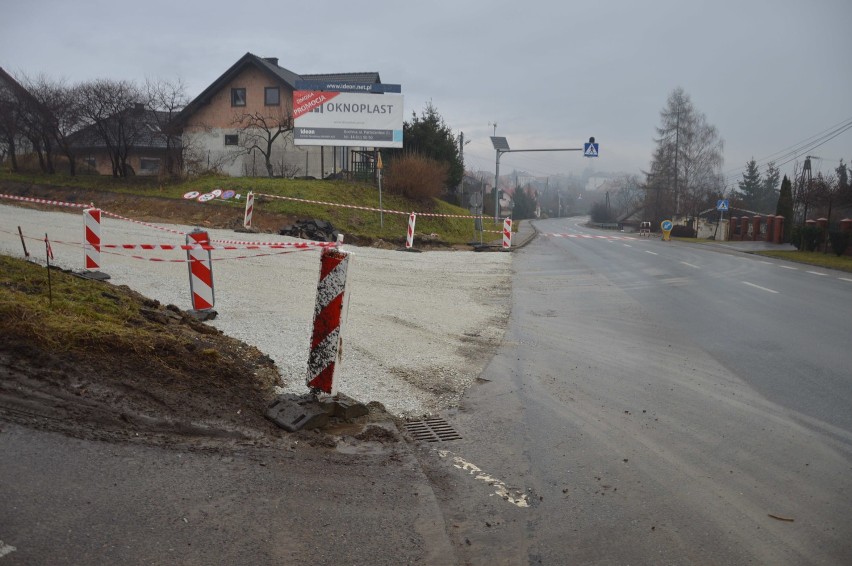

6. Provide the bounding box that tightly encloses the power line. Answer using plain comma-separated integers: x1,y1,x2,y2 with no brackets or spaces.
722,118,852,186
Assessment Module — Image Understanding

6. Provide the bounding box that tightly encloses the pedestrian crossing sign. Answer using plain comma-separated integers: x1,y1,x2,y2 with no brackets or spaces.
583,142,599,157
717,199,729,211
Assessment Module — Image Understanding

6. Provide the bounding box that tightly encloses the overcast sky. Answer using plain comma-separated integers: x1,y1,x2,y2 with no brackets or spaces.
2,0,850,188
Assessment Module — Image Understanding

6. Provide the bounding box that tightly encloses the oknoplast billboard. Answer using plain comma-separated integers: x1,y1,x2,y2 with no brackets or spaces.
293,90,403,148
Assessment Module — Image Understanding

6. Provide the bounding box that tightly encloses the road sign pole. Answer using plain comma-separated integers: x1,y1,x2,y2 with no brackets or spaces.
377,151,384,229
494,151,501,224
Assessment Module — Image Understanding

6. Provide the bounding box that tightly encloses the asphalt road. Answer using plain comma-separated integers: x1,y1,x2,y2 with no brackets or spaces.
416,217,852,565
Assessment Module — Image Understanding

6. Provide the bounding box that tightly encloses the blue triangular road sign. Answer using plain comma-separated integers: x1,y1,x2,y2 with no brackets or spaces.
584,143,599,157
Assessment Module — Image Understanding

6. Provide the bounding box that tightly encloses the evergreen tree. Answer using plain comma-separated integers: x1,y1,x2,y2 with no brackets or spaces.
511,186,537,220
761,161,781,212
836,159,849,191
397,101,463,189
835,159,850,206
776,174,794,243
738,158,763,211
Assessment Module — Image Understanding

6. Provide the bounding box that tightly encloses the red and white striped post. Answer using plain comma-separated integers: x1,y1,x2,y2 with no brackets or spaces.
405,212,416,249
186,229,215,313
502,217,513,250
243,191,254,228
83,207,102,270
306,247,352,395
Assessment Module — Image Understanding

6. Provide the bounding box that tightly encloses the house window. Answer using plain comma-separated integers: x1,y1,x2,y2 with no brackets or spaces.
224,134,239,146
83,157,96,168
265,87,280,106
231,88,246,107
140,158,161,173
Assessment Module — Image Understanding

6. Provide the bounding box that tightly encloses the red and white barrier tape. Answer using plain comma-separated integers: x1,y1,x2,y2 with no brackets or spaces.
0,193,89,209
256,192,507,220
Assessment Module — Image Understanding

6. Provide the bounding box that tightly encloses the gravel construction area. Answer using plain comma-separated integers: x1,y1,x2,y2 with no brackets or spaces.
0,203,511,417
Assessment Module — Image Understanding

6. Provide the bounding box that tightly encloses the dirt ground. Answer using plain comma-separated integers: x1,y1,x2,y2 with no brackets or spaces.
0,182,400,452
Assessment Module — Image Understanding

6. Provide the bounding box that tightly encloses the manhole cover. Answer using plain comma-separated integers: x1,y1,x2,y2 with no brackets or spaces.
404,417,462,442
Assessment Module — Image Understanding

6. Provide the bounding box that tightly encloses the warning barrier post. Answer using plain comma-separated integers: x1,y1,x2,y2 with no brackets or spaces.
306,247,351,395
405,212,416,249
244,191,255,228
185,229,216,317
502,217,513,250
80,207,110,280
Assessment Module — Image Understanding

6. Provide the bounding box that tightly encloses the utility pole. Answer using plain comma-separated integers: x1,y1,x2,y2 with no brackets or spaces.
799,156,813,250
673,104,681,217
458,132,464,204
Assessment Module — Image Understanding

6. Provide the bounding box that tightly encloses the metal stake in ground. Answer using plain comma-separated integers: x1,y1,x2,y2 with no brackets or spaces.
17,226,29,259
44,233,54,306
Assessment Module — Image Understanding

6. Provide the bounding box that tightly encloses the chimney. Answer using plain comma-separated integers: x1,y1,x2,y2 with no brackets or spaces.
264,57,279,66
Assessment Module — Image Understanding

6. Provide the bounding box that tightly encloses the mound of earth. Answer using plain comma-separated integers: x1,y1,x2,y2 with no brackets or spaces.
0,282,286,447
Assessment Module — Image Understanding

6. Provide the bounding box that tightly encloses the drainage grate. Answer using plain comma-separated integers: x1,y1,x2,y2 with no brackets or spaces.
404,417,462,442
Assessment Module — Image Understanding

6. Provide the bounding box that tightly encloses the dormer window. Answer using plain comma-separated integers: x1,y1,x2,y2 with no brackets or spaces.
231,88,246,107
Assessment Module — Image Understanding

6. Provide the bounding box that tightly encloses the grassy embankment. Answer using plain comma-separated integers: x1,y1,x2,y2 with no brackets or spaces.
0,171,502,246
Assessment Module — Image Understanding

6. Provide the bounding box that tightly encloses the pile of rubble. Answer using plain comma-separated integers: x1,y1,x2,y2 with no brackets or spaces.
278,219,340,242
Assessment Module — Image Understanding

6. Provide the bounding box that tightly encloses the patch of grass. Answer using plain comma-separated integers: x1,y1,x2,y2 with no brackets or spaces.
0,255,176,354
0,171,482,245
753,250,852,273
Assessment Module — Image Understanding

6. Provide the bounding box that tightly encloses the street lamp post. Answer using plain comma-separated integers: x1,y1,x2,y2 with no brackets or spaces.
491,136,595,223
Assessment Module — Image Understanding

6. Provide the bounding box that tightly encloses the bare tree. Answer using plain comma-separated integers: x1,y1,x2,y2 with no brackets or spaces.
610,174,644,218
0,72,22,172
76,79,145,177
644,88,724,222
232,109,294,177
144,77,187,177
23,75,84,175
3,71,57,174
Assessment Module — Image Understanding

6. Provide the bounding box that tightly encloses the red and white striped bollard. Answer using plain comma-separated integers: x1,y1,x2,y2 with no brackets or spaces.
83,207,102,270
186,229,215,312
243,191,254,228
306,247,351,395
502,217,513,250
405,212,416,249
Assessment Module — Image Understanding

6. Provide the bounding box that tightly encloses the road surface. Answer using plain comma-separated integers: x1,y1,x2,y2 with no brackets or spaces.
415,217,852,564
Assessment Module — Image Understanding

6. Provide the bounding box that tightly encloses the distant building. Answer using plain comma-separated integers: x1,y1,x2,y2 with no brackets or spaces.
173,52,387,178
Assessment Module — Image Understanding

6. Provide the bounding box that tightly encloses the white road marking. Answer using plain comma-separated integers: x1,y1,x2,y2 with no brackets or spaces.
680,262,700,269
742,281,779,294
623,244,632,248
840,277,852,283
759,260,773,265
437,449,529,508
778,265,798,270
806,271,827,276
645,250,658,255
0,541,16,559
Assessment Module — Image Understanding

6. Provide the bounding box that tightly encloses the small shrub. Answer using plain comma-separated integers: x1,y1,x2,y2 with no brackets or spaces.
671,225,696,238
384,153,447,201
828,231,850,257
798,225,822,251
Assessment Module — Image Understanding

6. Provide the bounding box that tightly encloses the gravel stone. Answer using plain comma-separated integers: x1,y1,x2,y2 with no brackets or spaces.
0,204,511,416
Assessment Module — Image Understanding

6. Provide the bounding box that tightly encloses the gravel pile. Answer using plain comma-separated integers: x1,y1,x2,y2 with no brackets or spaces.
0,204,511,416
